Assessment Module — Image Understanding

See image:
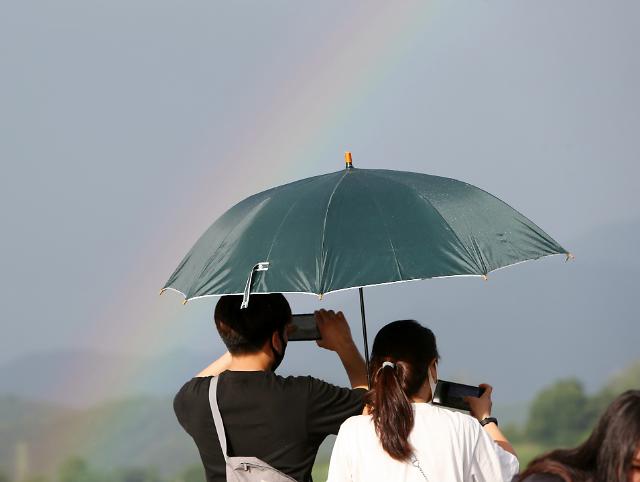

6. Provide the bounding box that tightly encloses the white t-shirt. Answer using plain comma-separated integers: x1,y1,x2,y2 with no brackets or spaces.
326,403,519,482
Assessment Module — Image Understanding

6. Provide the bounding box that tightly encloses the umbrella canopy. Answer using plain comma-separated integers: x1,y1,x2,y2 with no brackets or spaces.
163,159,567,304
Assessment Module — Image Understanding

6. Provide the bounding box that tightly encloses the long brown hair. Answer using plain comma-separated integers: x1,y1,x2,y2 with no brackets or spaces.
520,390,640,482
365,320,439,461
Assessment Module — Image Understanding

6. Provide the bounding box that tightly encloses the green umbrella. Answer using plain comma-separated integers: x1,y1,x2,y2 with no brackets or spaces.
162,153,569,380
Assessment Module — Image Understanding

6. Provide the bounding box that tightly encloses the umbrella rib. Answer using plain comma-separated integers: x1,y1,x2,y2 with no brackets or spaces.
354,173,404,280
263,195,303,263
319,170,349,293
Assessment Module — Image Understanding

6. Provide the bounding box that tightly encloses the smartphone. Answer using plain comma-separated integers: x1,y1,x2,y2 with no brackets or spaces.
288,314,321,341
432,380,486,411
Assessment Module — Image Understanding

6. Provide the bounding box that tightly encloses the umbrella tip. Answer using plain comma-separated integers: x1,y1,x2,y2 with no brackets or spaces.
183,298,188,305
345,152,353,169
481,274,488,281
159,288,166,296
565,252,575,262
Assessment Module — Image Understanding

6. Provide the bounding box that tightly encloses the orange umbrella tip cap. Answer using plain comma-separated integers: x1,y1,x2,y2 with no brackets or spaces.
345,151,353,169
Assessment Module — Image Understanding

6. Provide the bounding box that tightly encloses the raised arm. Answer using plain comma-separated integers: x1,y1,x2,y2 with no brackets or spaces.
315,309,368,389
466,384,517,457
196,351,232,377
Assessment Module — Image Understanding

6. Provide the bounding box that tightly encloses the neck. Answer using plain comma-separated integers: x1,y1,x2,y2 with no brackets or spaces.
411,384,433,404
227,350,274,372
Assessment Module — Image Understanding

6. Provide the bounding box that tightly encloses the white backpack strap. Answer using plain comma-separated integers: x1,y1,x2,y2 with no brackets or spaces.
208,376,229,462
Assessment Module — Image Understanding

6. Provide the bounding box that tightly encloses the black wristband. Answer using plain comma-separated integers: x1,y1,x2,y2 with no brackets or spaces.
480,417,498,427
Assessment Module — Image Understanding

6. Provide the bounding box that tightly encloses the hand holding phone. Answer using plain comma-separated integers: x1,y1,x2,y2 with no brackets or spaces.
314,310,355,353
288,314,321,341
464,383,493,421
432,380,486,412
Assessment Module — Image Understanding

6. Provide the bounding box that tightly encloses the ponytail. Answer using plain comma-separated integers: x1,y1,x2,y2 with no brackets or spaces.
367,361,415,461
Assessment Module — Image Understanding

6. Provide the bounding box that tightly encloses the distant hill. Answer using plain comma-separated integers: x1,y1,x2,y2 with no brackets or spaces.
0,349,210,407
0,396,71,428
0,395,199,479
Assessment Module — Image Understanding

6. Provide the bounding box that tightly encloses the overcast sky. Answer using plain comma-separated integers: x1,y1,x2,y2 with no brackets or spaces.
1,1,638,402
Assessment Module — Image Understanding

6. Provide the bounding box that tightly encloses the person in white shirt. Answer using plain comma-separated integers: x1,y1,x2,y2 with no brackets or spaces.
326,320,519,482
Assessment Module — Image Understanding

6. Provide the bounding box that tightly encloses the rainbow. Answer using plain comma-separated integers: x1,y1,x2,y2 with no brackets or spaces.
87,0,442,377
31,1,443,476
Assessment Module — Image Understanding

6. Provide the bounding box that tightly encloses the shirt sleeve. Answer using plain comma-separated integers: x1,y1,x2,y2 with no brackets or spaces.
173,380,192,433
470,428,519,482
493,441,520,481
326,421,354,482
305,377,366,436
173,376,209,435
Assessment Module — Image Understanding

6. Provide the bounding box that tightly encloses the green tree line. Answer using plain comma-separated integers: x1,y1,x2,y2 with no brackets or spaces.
505,360,640,449
0,457,206,482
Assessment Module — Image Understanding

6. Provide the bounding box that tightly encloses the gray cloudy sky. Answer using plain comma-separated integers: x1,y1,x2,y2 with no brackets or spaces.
1,1,638,402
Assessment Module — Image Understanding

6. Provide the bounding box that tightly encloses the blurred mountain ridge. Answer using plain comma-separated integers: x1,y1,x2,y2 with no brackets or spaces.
0,393,198,478
0,348,210,407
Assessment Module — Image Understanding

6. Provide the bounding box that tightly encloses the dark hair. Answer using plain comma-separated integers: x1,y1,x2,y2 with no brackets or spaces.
365,320,439,462
214,294,291,355
520,390,640,482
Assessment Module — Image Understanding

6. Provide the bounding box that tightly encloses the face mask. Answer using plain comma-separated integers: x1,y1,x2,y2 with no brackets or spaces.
428,362,438,403
270,330,287,372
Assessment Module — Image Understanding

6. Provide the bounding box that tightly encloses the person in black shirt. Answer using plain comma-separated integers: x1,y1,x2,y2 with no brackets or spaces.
173,294,367,482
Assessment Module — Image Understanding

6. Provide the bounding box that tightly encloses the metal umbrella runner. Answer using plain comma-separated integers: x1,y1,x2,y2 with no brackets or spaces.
162,153,569,384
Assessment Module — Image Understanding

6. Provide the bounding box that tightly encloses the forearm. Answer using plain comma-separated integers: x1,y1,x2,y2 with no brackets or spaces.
482,423,517,457
336,342,368,389
467,384,517,457
196,351,232,377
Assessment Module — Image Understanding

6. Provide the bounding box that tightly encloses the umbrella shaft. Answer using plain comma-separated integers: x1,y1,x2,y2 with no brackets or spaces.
359,288,371,388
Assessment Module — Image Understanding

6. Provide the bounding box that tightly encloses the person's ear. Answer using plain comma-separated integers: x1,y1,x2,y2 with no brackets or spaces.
272,330,283,352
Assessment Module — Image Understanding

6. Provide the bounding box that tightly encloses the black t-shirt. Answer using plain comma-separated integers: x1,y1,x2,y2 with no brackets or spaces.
173,371,366,482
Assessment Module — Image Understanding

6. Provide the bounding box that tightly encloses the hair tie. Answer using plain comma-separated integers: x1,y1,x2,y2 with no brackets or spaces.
374,360,398,380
